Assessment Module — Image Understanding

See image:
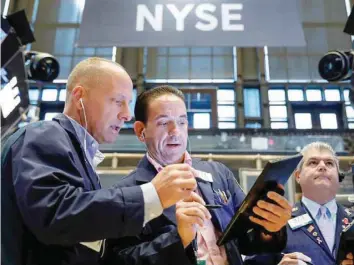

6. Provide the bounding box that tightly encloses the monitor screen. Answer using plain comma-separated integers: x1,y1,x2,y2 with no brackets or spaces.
0,51,29,138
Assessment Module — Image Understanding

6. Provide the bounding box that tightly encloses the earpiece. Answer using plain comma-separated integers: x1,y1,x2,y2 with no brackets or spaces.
79,97,88,154
141,129,145,140
339,171,345,182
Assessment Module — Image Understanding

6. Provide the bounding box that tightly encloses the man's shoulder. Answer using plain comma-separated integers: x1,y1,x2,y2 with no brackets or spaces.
114,164,151,187
193,159,228,172
193,159,240,187
118,169,140,184
193,160,235,182
6,120,61,143
9,120,73,153
16,120,64,135
26,120,70,143
289,202,303,216
343,206,354,219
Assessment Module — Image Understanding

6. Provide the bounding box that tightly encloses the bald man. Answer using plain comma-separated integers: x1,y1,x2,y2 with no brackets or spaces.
1,57,199,265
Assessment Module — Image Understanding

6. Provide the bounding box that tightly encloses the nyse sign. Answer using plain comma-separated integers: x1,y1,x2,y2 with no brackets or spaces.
136,4,244,32
79,0,305,47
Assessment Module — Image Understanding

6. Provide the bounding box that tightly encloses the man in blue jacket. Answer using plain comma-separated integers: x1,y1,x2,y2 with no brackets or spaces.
1,58,198,265
102,85,293,265
245,142,354,265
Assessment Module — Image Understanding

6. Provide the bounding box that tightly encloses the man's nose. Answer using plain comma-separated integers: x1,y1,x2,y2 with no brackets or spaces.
168,121,179,135
118,102,132,121
318,160,327,170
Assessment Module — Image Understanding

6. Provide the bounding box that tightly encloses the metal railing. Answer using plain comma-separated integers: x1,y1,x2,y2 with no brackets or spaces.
99,152,354,171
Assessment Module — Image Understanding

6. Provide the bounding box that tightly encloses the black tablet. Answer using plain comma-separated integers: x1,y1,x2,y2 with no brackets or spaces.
217,154,303,246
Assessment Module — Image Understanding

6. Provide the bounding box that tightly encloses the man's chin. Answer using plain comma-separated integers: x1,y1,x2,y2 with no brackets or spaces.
103,135,119,144
163,153,185,164
314,179,332,188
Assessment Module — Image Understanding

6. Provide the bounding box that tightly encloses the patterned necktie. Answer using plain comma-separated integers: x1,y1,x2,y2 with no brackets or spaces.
316,206,335,253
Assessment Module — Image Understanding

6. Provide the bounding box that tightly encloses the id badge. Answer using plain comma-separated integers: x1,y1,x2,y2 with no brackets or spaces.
288,213,312,230
197,260,206,265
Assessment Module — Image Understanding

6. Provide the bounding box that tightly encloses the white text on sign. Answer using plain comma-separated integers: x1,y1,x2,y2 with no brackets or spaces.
136,3,244,32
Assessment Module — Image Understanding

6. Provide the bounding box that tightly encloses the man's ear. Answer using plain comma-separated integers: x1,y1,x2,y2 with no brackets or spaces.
134,121,145,142
294,170,301,184
71,86,85,110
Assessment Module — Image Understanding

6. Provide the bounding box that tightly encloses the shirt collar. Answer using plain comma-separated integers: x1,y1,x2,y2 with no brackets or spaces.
146,151,192,172
65,114,104,166
146,152,212,182
302,196,338,218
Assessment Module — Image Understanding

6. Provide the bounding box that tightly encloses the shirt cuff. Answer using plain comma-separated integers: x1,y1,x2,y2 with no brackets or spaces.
140,182,163,226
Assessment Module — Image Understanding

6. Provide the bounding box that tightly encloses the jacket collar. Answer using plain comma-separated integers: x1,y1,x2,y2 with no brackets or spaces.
134,156,214,225
52,113,79,141
52,113,101,189
134,156,205,183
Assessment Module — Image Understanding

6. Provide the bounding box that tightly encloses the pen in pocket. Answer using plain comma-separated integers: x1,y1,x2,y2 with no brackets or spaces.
217,189,227,203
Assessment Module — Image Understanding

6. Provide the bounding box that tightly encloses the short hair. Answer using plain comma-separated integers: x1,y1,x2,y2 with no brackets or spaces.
66,57,125,101
296,141,339,171
134,85,185,124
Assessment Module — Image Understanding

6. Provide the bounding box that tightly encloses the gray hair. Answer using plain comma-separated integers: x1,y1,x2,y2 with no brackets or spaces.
296,141,339,172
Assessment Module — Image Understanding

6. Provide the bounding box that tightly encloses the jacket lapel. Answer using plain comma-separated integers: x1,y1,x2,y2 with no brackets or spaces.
333,204,352,256
196,180,216,205
193,159,216,207
197,179,225,231
193,161,225,231
295,202,334,259
53,114,100,190
134,156,157,184
134,156,178,225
